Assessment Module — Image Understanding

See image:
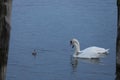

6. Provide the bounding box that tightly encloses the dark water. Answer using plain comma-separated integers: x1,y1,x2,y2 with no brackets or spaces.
6,0,117,80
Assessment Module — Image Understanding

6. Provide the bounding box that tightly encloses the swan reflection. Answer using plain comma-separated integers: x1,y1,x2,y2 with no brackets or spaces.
71,57,78,72
71,56,104,72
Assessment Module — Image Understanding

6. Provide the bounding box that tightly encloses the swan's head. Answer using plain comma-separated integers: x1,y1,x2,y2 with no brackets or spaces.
70,38,79,48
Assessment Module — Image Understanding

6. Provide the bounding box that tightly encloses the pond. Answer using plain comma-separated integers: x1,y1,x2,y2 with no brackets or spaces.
6,0,117,80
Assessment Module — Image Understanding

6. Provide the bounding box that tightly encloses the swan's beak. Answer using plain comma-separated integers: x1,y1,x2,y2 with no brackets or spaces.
70,41,74,48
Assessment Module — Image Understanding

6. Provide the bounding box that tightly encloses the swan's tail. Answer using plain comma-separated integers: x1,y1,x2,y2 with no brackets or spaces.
105,49,109,53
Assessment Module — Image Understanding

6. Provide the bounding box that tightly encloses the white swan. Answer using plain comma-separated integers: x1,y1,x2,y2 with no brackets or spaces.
70,38,109,58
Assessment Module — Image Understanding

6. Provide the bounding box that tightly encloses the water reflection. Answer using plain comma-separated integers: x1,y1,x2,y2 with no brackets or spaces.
70,54,107,72
71,57,78,72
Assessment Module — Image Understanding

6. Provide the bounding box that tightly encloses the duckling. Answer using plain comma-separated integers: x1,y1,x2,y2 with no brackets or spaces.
32,49,37,56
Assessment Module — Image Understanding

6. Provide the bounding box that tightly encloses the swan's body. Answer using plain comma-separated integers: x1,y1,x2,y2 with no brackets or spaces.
70,38,109,58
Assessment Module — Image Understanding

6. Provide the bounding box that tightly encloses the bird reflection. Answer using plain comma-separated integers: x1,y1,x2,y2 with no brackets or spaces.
71,56,78,72
80,58,100,64
71,56,101,72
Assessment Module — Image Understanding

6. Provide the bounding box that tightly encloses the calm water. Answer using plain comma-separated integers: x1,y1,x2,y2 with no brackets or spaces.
6,0,117,80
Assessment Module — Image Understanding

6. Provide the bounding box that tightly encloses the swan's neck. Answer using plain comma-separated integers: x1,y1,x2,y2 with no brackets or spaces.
74,43,80,54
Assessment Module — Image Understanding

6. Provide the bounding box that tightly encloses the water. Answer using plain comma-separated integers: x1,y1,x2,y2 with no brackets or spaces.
6,0,117,80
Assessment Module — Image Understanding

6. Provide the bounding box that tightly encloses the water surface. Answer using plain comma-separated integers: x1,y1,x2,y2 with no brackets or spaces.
6,0,116,80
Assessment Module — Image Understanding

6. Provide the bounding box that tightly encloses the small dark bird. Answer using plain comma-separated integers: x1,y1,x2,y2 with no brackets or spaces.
32,49,37,56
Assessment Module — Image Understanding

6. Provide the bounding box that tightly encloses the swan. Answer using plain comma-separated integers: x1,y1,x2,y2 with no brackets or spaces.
70,38,109,58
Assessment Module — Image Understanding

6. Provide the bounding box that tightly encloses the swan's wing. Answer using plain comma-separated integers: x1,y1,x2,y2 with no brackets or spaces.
79,47,106,58
105,49,109,52
84,46,109,53
78,47,109,58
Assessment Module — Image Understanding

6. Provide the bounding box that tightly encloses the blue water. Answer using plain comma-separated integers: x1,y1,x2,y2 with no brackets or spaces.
6,0,117,80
